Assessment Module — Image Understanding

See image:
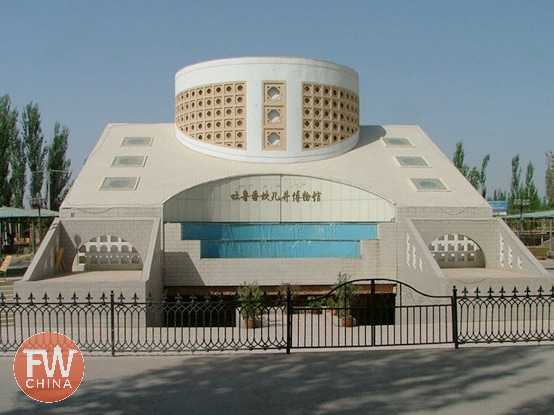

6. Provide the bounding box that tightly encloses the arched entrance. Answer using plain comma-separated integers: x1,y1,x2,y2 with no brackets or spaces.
428,234,485,268
72,235,143,272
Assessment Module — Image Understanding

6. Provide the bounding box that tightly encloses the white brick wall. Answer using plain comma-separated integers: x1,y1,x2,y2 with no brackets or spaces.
162,223,398,288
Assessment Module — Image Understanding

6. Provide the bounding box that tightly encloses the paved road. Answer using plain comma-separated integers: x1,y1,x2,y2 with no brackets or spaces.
1,344,554,415
1,259,552,414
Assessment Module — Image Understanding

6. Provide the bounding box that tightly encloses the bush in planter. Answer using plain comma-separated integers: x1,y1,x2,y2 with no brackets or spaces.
307,296,325,314
332,272,358,320
237,281,264,321
277,281,300,309
324,296,339,315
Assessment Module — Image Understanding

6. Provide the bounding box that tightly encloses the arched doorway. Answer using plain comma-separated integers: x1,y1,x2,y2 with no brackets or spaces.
72,235,143,272
428,234,485,268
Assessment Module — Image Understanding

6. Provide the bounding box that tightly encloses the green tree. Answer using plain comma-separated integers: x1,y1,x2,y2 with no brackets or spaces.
0,95,19,206
546,151,554,209
466,167,480,189
9,132,26,208
46,122,72,211
466,155,491,198
523,162,541,210
478,154,491,198
21,102,47,204
509,154,522,211
452,141,490,197
492,189,507,201
509,155,541,212
453,141,469,177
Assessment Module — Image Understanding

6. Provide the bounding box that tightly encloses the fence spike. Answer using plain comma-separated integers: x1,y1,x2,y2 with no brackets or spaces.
85,292,93,304
487,287,494,299
189,294,197,303
100,292,107,305
71,293,78,305
474,287,481,298
57,293,64,305
538,286,544,297
146,292,153,306
499,287,506,298
204,293,210,302
175,293,182,303
28,292,35,305
525,287,531,297
0,292,5,306
14,292,20,305
461,287,468,298
132,293,139,305
42,292,49,305
551,286,554,298
118,292,125,304
219,292,224,302
512,287,518,297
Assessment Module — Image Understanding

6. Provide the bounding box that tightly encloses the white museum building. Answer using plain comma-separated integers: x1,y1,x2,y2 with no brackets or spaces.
15,57,551,301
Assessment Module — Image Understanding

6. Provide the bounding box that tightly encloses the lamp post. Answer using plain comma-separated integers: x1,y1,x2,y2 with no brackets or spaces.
30,193,46,250
549,218,554,258
513,198,530,239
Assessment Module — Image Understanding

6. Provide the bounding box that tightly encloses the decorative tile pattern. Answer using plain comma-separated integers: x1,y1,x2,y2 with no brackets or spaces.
429,234,483,266
263,82,286,150
176,82,247,149
301,83,359,150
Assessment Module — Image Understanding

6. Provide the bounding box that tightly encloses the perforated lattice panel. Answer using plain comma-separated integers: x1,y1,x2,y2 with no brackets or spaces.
262,82,286,150
176,82,247,149
302,83,359,150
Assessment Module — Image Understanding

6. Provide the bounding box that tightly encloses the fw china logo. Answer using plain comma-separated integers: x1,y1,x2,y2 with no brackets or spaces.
13,332,85,403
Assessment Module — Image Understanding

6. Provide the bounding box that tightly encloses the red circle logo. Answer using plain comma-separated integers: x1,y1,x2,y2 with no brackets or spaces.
13,332,85,403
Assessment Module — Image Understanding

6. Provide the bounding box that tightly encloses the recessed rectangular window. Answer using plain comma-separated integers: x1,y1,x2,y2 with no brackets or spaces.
111,156,147,167
396,156,429,167
121,137,153,147
383,137,413,147
182,222,378,258
100,177,139,191
410,178,447,191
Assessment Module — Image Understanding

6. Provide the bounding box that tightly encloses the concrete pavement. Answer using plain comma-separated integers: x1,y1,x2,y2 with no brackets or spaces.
0,258,552,414
541,258,554,274
1,344,554,415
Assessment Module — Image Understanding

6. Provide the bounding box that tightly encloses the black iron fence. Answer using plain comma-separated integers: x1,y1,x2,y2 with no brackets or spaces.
290,279,456,349
457,286,554,345
1,279,554,354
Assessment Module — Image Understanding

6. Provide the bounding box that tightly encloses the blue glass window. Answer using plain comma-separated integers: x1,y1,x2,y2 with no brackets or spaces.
182,223,377,258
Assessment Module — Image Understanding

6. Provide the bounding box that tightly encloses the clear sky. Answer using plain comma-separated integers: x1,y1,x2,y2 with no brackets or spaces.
1,0,553,197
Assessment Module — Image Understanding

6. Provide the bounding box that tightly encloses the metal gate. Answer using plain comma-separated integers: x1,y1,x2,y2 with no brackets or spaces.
287,278,456,352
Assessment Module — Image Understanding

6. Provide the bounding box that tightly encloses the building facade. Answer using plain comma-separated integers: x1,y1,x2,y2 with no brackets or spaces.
16,57,551,301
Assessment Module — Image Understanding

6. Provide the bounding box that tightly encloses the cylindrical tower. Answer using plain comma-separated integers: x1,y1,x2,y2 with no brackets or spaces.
175,57,360,163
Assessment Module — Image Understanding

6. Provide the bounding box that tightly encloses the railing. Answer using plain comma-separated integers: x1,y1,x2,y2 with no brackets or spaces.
0,292,287,354
1,280,554,354
290,279,455,349
457,286,554,344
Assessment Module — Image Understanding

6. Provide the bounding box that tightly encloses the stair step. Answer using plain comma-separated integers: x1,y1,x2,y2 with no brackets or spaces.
0,280,18,326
